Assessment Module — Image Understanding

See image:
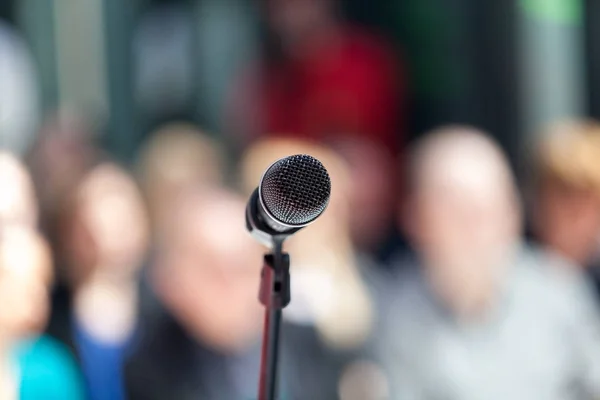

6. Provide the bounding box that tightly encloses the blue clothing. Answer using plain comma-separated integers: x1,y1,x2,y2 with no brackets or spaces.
13,335,86,400
74,320,131,400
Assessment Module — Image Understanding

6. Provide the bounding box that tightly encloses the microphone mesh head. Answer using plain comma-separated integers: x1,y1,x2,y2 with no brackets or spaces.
260,154,331,226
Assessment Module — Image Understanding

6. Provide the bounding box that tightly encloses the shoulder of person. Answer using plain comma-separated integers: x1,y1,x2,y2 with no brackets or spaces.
518,244,599,312
124,311,200,398
521,244,589,286
373,251,427,323
16,334,86,400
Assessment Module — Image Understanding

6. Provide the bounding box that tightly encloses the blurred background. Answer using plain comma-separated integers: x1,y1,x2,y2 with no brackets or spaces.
2,0,600,399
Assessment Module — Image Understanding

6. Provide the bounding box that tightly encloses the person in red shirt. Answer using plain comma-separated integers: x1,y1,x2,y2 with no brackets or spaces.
228,0,405,153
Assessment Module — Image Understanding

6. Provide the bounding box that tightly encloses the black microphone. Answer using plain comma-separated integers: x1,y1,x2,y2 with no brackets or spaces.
246,154,330,400
245,154,331,247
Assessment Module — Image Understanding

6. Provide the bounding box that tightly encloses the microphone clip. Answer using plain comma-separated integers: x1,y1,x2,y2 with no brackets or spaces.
259,252,291,309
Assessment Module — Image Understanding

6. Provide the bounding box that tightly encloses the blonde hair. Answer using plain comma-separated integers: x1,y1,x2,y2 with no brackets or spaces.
136,123,225,230
535,120,600,195
239,138,373,349
137,123,225,195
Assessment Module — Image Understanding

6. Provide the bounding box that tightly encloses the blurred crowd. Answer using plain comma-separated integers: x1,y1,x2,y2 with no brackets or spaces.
2,1,600,400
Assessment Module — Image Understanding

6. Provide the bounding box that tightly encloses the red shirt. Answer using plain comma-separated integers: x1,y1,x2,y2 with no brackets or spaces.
259,28,404,152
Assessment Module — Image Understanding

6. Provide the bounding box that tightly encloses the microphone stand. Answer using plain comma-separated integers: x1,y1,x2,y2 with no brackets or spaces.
257,238,290,400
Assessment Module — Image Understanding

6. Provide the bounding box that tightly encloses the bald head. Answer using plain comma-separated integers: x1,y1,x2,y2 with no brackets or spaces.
0,151,37,227
404,127,521,316
408,127,516,199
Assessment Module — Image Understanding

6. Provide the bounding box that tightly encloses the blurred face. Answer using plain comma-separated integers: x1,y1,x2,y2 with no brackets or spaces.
406,151,518,314
412,182,514,273
65,165,149,285
534,179,600,265
0,229,51,341
158,195,263,352
0,154,37,227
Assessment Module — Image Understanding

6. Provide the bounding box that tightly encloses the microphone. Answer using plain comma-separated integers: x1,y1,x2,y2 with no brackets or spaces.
245,154,331,247
246,154,330,400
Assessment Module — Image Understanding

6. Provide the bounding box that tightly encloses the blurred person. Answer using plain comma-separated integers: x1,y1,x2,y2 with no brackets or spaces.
227,0,404,153
51,162,150,400
27,110,99,236
238,137,373,347
135,122,225,235
380,126,600,400
329,137,399,261
0,225,84,399
0,151,38,227
124,187,266,399
29,111,103,394
0,19,39,156
530,120,600,293
239,138,387,399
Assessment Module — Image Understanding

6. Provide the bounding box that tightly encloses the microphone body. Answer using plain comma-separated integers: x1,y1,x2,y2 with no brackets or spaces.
246,153,331,400
245,154,331,247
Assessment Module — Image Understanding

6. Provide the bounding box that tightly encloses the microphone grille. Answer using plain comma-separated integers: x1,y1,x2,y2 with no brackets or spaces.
260,154,331,226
